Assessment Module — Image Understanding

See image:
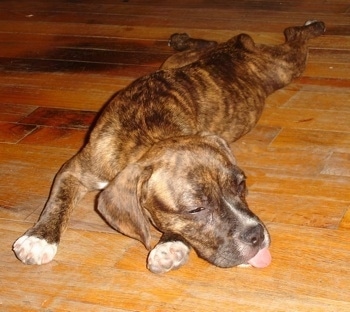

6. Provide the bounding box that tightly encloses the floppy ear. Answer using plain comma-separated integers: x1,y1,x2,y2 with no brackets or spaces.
97,164,153,250
199,132,237,165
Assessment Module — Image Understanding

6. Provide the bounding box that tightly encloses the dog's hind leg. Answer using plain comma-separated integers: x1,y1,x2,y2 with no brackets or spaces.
161,33,218,69
168,33,217,52
281,21,326,80
284,20,326,44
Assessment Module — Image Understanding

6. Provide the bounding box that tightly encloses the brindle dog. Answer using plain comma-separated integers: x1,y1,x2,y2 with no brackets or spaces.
13,21,325,273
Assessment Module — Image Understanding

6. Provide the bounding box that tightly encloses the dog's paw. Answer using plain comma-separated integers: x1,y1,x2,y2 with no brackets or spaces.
168,33,190,51
13,235,57,265
147,241,190,274
304,20,326,35
304,20,319,26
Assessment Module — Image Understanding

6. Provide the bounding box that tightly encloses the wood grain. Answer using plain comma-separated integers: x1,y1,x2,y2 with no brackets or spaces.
0,0,349,311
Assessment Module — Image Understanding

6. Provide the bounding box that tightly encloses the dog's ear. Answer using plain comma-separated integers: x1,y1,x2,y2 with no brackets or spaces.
199,132,237,165
97,164,153,250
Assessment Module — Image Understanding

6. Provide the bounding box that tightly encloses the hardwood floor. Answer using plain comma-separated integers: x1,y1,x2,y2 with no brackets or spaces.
1,1,349,311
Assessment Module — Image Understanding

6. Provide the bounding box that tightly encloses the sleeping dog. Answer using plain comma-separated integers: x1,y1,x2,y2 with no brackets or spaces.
13,21,325,273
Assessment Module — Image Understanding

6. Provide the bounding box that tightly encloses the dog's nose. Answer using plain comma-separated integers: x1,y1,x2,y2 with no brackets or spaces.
240,224,264,246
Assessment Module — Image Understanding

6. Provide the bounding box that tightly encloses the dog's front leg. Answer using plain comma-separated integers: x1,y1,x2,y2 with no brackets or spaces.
147,233,191,274
13,153,97,265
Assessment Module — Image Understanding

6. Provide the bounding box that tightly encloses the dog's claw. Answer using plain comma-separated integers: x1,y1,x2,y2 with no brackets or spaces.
13,235,57,265
147,241,190,273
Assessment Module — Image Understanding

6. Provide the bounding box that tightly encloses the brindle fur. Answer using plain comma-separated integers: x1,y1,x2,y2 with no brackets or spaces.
13,22,325,270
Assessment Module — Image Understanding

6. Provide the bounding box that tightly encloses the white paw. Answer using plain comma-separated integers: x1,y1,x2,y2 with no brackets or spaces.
237,263,252,268
305,20,318,26
13,235,57,265
147,241,190,274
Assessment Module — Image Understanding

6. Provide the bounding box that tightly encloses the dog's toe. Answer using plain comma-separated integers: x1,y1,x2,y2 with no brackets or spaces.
304,20,318,26
147,241,190,273
13,235,57,265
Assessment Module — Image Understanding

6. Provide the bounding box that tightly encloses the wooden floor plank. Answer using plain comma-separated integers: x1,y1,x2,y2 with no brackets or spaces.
0,103,37,122
0,84,114,111
339,209,350,230
18,127,87,149
270,128,350,153
0,32,171,55
321,152,350,177
247,192,347,229
0,2,349,30
283,88,350,110
0,144,75,219
0,122,36,143
260,107,350,132
20,107,96,129
1,0,349,15
247,168,350,202
0,18,349,42
0,72,133,95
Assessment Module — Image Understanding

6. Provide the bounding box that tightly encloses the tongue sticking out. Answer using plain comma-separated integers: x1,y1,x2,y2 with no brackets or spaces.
247,247,271,268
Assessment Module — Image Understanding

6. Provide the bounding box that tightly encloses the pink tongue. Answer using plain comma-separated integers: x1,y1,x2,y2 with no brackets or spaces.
247,248,271,268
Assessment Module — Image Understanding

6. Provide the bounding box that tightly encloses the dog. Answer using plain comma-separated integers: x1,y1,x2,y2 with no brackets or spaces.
13,21,325,273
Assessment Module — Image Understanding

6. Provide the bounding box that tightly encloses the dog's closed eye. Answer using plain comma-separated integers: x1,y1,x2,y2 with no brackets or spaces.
237,179,247,196
232,171,247,197
189,207,206,214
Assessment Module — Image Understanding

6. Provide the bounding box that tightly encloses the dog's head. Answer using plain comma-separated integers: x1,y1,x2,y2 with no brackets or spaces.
98,133,271,268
